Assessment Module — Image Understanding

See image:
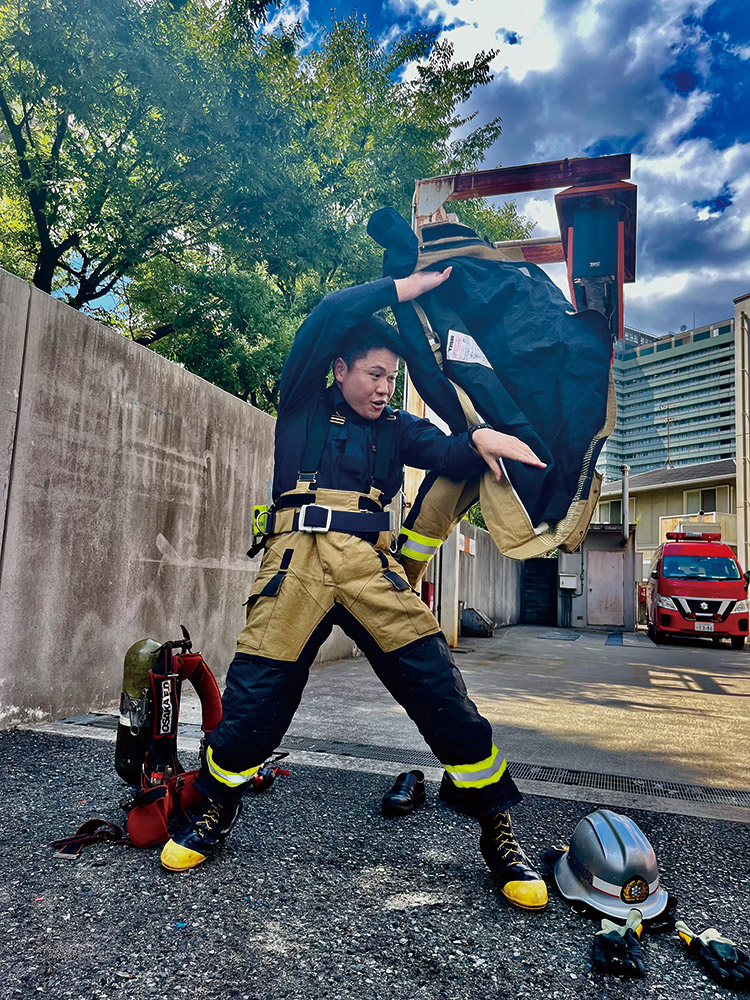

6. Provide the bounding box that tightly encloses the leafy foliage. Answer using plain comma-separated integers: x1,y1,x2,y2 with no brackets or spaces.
0,3,535,412
0,0,285,301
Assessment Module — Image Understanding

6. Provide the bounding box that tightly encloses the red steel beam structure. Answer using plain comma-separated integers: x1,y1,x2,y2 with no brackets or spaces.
415,153,631,211
413,153,635,275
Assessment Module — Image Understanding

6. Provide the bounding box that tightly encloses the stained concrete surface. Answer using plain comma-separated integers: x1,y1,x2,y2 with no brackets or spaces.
1,729,749,1000
257,625,750,794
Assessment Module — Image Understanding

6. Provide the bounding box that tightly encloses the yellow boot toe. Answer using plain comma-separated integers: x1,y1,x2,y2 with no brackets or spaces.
501,878,549,911
160,838,208,872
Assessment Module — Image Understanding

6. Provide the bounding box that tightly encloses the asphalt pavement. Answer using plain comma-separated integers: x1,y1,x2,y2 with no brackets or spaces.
2,625,749,1000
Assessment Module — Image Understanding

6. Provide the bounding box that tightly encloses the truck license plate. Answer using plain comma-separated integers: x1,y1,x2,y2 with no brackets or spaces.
695,622,714,633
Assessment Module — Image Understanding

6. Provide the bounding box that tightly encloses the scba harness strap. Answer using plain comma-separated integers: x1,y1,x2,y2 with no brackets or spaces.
248,392,398,556
141,634,222,789
51,771,204,856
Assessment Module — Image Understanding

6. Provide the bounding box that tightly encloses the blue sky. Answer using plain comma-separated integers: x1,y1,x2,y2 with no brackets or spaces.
266,0,750,336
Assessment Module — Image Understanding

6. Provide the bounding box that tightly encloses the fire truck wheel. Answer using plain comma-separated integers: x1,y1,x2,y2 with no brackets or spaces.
731,636,745,650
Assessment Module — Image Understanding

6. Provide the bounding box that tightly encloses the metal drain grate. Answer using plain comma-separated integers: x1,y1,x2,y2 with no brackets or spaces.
605,633,623,646
509,762,750,808
281,734,441,768
60,714,750,809
539,632,580,641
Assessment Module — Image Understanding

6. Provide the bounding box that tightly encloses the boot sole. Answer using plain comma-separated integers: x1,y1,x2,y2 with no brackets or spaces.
501,890,548,911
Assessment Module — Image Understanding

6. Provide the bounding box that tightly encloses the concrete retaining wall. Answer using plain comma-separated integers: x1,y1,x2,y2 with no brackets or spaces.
0,269,355,726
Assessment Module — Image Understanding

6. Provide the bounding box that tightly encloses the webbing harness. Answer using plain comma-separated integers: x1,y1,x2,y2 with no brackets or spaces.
248,392,398,556
297,391,397,494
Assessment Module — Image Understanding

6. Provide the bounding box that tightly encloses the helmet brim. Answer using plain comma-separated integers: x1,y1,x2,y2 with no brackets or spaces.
554,851,669,921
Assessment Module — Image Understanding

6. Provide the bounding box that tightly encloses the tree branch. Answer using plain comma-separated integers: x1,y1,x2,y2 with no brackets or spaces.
0,83,52,254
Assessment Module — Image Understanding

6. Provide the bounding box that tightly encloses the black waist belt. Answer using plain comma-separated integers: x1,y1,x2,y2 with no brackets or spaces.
274,504,394,536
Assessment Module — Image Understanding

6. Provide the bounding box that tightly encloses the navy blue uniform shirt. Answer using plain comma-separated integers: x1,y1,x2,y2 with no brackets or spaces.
273,276,486,504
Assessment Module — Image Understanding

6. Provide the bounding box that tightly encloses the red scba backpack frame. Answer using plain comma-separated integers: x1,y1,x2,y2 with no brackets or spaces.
52,630,288,858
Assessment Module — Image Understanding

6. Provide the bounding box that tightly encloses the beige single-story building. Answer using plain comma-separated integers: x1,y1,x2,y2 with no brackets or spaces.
597,458,737,573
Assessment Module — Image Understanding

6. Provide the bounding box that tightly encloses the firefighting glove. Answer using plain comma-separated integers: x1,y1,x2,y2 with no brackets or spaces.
591,908,646,977
676,921,750,987
541,845,567,874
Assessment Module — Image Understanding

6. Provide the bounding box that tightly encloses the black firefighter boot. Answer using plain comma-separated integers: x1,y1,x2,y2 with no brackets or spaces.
479,810,548,911
161,797,242,872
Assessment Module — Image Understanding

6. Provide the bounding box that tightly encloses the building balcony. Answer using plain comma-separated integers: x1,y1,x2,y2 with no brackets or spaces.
658,512,737,548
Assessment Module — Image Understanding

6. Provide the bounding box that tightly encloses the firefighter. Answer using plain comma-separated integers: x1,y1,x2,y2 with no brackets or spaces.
161,268,549,911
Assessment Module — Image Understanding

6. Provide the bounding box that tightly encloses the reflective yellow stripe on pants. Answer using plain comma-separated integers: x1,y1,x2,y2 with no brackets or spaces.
399,527,443,563
206,746,261,788
443,744,508,789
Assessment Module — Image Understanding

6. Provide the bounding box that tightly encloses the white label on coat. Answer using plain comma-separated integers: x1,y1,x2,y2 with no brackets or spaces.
446,330,492,369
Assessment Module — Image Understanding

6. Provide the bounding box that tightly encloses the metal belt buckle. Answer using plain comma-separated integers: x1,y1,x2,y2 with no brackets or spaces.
298,504,332,533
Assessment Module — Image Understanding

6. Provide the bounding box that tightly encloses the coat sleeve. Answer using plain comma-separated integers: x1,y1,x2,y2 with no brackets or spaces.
278,277,399,416
397,411,486,482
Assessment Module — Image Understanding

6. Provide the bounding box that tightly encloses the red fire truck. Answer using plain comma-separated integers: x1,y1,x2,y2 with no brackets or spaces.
646,531,750,648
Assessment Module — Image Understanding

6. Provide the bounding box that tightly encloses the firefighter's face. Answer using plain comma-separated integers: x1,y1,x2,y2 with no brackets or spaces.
333,348,399,420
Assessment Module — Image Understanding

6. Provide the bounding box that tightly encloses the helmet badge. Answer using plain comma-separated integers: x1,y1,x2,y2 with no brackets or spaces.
622,875,649,904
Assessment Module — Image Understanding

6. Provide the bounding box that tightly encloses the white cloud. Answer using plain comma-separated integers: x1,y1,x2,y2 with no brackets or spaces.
387,0,560,79
649,90,713,149
263,0,322,49
384,0,749,332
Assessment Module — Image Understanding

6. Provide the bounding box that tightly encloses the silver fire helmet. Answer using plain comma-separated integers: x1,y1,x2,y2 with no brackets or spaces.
554,808,668,920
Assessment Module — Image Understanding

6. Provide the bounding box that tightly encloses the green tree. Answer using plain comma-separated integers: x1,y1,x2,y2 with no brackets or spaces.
123,253,298,411
0,4,534,413
0,0,286,304
133,19,534,409
256,17,533,293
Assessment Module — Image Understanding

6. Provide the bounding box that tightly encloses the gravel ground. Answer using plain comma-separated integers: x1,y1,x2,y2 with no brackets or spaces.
1,730,748,1000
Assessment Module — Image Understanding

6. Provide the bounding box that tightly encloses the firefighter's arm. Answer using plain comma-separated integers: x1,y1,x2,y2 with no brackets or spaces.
470,427,547,482
279,277,399,415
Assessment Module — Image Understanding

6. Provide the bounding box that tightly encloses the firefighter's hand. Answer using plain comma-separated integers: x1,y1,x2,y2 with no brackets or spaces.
592,909,647,978
471,428,547,482
676,921,750,986
394,267,452,302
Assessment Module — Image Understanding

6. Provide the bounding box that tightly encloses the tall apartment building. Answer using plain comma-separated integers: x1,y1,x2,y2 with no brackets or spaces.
598,318,736,482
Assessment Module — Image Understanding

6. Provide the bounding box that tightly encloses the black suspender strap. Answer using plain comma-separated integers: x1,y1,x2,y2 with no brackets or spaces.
377,550,410,590
298,393,395,493
258,549,294,597
298,394,340,486
372,412,397,493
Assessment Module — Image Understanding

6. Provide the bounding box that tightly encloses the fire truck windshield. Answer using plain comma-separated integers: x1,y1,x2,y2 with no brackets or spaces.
661,555,741,581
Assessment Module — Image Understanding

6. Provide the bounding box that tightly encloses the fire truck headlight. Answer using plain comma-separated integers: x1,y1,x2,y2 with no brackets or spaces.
656,595,677,610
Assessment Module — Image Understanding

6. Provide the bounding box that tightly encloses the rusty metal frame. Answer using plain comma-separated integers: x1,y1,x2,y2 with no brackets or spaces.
412,153,635,272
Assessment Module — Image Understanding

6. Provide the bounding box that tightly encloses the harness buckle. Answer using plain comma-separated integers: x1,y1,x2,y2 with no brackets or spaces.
298,504,332,533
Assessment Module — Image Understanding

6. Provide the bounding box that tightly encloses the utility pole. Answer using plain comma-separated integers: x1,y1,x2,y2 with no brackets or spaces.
660,403,673,467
